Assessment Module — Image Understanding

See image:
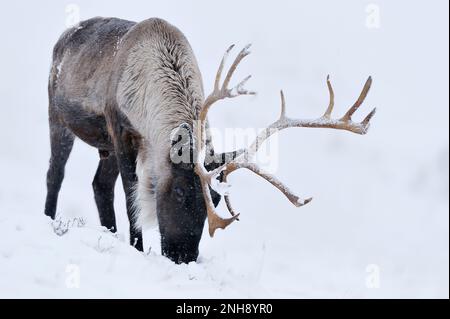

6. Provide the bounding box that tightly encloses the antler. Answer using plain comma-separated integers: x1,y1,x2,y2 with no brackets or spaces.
217,76,375,222
196,45,376,237
195,44,255,237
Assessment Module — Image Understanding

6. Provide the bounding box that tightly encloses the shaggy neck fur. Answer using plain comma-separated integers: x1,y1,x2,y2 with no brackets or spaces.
116,19,205,229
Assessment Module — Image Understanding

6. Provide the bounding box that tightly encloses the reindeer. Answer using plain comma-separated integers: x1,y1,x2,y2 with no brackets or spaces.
45,17,375,264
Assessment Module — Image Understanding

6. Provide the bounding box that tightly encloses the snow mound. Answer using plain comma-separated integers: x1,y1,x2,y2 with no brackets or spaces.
0,214,268,298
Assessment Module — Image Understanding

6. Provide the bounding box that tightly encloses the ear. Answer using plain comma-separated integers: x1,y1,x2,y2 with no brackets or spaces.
169,123,194,170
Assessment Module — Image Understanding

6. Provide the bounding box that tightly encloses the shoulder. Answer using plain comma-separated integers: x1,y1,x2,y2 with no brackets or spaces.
52,17,136,60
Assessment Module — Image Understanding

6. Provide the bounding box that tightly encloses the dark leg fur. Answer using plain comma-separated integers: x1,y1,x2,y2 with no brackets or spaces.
92,151,119,232
44,120,75,219
107,109,144,251
116,134,143,251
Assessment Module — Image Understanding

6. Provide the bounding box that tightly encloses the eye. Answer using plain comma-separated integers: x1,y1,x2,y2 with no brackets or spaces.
173,186,185,202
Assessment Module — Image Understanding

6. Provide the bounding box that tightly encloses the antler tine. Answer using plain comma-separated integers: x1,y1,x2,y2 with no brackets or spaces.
219,172,239,220
230,75,254,97
279,90,287,120
214,44,235,92
222,174,239,220
362,107,377,126
323,75,335,118
224,195,239,218
341,76,372,121
222,44,252,90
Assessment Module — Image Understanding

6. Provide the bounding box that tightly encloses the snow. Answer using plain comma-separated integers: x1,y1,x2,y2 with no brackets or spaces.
0,0,448,298
55,59,64,80
1,214,266,298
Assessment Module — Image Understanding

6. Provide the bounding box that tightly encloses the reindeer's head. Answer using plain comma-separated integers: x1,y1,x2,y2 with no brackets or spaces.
156,44,375,264
156,123,223,264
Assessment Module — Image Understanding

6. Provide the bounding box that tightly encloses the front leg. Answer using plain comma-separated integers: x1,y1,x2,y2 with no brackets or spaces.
92,151,119,232
108,112,143,251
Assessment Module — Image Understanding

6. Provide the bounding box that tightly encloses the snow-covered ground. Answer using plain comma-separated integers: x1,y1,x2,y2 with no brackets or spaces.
0,0,448,298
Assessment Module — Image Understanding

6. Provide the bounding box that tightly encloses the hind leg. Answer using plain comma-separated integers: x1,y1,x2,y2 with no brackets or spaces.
44,119,75,219
92,151,119,232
